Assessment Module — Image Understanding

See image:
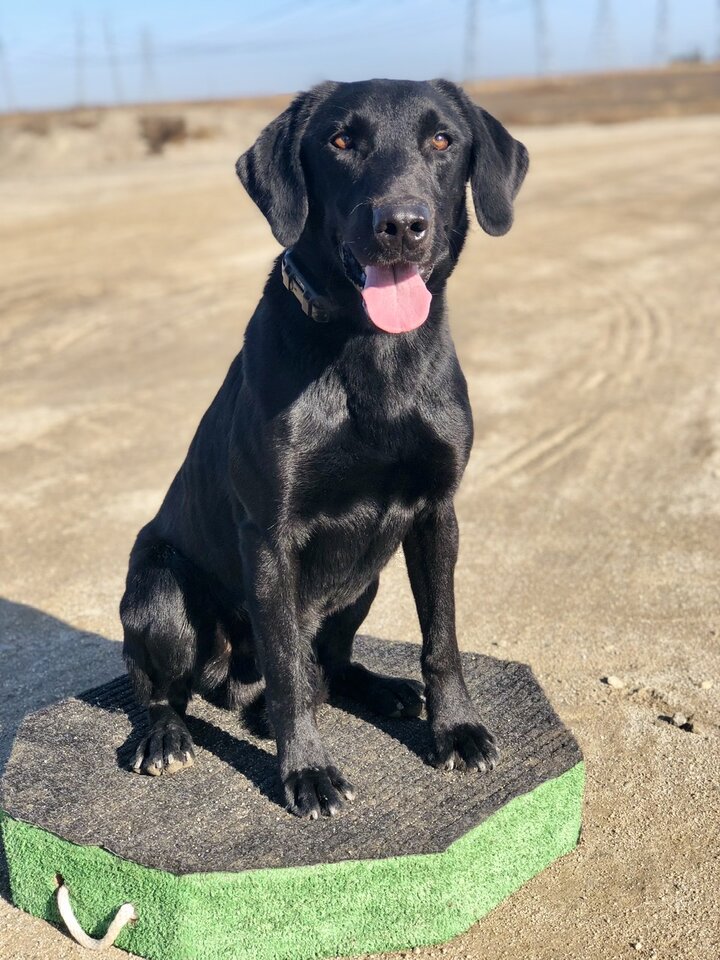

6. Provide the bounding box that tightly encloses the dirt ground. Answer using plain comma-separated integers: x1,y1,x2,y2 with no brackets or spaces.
1,80,719,959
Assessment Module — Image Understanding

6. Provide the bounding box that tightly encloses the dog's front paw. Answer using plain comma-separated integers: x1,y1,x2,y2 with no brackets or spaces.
284,765,355,819
431,718,498,773
131,720,195,776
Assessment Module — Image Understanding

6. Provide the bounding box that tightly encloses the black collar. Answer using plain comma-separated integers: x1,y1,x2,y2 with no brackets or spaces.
281,249,329,323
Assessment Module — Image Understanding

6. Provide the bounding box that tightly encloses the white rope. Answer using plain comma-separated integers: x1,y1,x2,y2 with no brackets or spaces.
56,881,137,951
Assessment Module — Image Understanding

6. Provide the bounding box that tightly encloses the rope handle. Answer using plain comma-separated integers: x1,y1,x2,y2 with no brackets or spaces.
55,878,137,951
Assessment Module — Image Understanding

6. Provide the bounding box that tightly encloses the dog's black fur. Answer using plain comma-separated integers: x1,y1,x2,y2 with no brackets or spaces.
120,79,528,818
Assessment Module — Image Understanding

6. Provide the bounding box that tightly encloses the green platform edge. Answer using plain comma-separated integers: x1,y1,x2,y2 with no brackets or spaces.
0,761,584,960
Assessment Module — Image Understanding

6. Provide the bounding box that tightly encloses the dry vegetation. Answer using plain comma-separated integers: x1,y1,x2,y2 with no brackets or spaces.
466,63,720,125
0,65,718,173
138,115,188,154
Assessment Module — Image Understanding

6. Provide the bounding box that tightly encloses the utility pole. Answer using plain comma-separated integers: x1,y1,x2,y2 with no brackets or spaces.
102,14,124,104
653,0,669,66
533,0,550,76
75,11,85,107
463,0,480,83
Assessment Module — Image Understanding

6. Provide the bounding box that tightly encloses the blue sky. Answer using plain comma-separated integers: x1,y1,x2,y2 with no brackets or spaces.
0,0,717,111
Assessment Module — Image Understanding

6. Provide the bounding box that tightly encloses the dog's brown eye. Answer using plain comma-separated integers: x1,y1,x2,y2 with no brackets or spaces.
431,132,450,151
332,133,353,150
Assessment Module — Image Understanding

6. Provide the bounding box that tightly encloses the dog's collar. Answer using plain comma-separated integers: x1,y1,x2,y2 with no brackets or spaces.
281,249,329,323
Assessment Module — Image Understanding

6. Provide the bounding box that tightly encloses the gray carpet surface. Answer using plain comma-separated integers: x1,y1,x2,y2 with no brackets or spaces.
1,636,582,874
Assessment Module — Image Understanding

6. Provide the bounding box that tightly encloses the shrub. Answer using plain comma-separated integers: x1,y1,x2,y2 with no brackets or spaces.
138,115,187,155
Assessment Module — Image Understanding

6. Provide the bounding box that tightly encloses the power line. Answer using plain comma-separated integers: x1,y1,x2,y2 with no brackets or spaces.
37,5,451,67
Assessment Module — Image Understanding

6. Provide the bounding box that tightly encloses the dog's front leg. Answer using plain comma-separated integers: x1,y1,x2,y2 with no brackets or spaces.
403,503,499,773
242,525,355,817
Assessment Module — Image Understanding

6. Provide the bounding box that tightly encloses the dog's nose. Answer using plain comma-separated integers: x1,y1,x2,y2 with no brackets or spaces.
372,199,431,254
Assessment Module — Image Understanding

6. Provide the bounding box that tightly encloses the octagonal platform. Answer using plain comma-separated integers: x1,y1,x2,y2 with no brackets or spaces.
1,636,584,960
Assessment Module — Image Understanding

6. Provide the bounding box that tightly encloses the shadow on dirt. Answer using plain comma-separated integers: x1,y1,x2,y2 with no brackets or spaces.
0,597,123,904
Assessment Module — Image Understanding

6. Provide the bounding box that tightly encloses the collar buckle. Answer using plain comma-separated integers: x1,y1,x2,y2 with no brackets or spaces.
281,250,328,323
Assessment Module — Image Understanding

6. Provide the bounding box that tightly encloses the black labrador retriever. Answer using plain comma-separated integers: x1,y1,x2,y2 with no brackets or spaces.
120,79,528,818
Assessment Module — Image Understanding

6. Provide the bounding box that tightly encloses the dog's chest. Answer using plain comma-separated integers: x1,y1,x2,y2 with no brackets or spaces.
293,408,460,514
287,412,463,608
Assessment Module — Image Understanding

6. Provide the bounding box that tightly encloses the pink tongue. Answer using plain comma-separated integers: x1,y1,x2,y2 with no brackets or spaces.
361,263,431,333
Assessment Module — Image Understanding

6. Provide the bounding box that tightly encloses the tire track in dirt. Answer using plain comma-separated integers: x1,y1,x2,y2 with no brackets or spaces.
474,272,674,489
476,414,609,487
573,274,675,487
574,273,674,391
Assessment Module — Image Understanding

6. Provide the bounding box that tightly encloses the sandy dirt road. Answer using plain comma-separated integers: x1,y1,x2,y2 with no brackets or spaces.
1,108,719,960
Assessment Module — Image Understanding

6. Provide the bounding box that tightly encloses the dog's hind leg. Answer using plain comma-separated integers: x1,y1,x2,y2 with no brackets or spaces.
120,540,210,776
317,579,426,719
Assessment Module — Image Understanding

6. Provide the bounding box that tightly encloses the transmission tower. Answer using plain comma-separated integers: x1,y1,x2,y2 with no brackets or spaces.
533,0,550,76
653,0,669,65
463,0,481,82
592,0,618,70
140,27,158,102
103,14,124,104
75,11,85,107
0,34,14,111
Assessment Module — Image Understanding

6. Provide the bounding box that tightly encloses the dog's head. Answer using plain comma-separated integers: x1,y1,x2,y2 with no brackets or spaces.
236,79,528,333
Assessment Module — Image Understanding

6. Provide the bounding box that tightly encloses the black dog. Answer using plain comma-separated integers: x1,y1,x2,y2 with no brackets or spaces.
120,79,528,818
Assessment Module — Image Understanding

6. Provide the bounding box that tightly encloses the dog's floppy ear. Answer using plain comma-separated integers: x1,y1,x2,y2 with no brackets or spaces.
433,80,529,237
236,82,337,247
